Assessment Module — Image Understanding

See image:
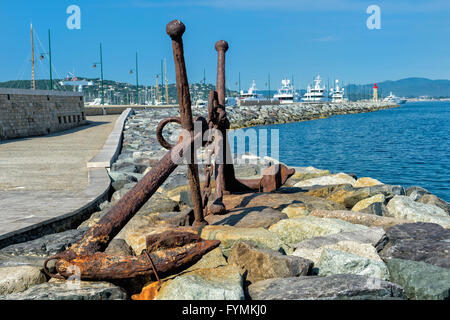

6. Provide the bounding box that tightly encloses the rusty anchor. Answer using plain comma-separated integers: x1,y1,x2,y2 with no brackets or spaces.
42,20,294,284
42,20,218,282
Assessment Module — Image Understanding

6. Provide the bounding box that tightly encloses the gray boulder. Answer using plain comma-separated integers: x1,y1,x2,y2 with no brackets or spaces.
293,228,387,252
248,274,404,300
0,229,84,257
317,248,390,280
111,161,138,173
387,258,450,300
0,266,47,295
385,195,450,228
0,281,127,300
385,222,450,242
228,242,312,283
405,186,430,200
417,194,450,215
380,222,450,268
155,266,244,300
380,239,450,268
109,172,138,192
268,216,370,247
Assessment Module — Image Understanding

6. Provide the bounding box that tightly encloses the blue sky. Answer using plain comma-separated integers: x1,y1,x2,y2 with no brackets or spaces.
0,0,449,90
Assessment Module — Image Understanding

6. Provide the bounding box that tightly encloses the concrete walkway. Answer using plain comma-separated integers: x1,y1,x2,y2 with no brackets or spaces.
0,115,119,191
0,114,125,248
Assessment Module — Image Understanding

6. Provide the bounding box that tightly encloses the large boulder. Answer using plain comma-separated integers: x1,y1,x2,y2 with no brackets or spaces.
268,216,370,247
310,210,408,228
1,280,127,300
109,172,138,192
228,242,312,283
326,187,373,208
380,222,450,268
155,266,244,300
247,274,404,300
222,190,345,212
405,186,430,201
313,184,405,202
205,207,287,229
200,226,286,257
387,259,450,300
293,228,387,253
293,239,384,265
317,248,390,280
385,196,450,228
293,173,356,188
0,266,46,295
417,194,450,215
384,222,450,242
380,239,450,268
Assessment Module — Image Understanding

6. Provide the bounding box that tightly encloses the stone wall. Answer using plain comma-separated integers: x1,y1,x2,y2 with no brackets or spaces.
0,88,86,140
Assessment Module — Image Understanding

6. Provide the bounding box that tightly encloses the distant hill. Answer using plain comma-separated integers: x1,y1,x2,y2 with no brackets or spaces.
346,78,450,99
0,78,239,104
1,77,449,103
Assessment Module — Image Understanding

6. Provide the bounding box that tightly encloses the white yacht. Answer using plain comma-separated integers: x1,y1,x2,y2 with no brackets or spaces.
273,79,296,104
239,80,265,102
302,75,328,102
194,99,207,108
383,92,406,104
329,79,347,103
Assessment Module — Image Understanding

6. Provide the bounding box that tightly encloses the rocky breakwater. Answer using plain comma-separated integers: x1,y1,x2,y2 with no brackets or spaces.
2,103,450,300
226,101,398,129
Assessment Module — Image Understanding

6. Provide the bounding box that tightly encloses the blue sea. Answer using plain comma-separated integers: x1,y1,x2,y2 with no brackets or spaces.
234,101,450,201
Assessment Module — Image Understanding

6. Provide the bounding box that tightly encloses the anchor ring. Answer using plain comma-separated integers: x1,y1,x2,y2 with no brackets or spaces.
156,117,182,150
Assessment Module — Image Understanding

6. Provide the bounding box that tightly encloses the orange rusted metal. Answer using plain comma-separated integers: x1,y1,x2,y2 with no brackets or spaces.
52,233,220,280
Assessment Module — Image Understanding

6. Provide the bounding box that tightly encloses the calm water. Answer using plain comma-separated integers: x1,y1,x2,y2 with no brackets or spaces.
235,101,450,201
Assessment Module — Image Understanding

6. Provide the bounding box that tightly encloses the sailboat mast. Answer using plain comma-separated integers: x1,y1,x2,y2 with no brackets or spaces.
156,75,160,104
31,23,36,90
160,59,164,103
165,58,168,104
48,29,53,90
135,52,139,105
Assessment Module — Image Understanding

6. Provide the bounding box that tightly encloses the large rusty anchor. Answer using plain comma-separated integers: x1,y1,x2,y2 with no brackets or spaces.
42,20,219,282
42,20,294,284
